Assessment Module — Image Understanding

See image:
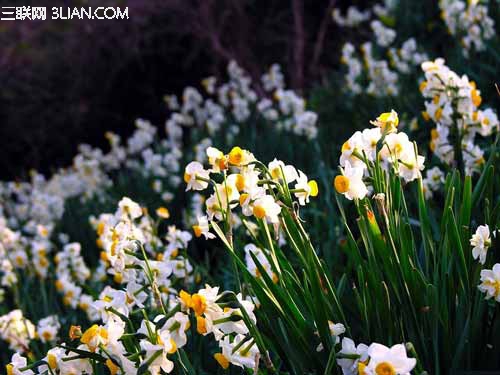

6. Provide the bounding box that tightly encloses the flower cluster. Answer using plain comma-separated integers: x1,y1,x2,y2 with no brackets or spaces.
420,58,499,175
36,316,61,344
0,310,36,353
3,191,261,374
165,61,318,141
469,224,500,303
335,110,425,200
91,197,194,314
439,0,496,57
5,282,259,374
0,213,55,293
184,146,318,234
179,285,260,370
54,242,92,311
478,264,500,303
421,166,445,199
337,5,427,97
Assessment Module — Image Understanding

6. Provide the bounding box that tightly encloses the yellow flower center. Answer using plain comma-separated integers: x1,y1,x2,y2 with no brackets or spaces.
235,174,245,191
239,193,249,206
218,157,227,171
81,325,108,351
214,353,230,369
97,222,105,236
485,280,500,297
341,141,351,153
471,89,482,107
183,172,192,183
435,107,443,121
308,180,319,197
80,302,89,311
156,207,170,219
377,111,399,131
55,280,64,291
375,361,396,375
253,205,266,219
110,241,118,256
358,362,367,375
228,147,244,165
100,251,108,262
193,225,203,238
39,257,49,268
15,255,24,266
421,111,430,122
334,175,350,194
393,142,403,156
168,338,177,354
431,128,438,140
271,167,282,179
113,273,123,284
196,316,207,334
191,293,207,316
6,364,13,375
48,353,58,369
106,359,119,375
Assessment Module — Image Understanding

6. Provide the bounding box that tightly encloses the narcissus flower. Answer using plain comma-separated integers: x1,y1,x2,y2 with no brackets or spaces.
184,162,210,191
156,207,170,219
478,263,500,302
361,127,382,161
252,195,281,223
336,337,369,375
140,333,175,375
118,197,142,220
39,347,66,374
397,151,425,183
294,171,318,205
219,334,259,369
268,159,298,183
471,225,491,265
80,324,109,352
206,147,227,172
228,147,255,166
6,353,34,375
340,131,365,168
334,161,368,200
160,312,190,349
366,343,416,375
244,243,275,282
36,315,60,343
192,216,215,240
370,110,399,133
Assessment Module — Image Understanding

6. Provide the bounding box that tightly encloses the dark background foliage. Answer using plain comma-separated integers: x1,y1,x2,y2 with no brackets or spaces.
0,0,351,180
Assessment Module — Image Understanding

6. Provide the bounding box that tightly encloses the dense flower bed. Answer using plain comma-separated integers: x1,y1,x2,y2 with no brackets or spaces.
1,1,500,374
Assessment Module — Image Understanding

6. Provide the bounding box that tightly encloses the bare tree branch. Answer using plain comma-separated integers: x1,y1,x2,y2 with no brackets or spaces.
311,0,335,77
